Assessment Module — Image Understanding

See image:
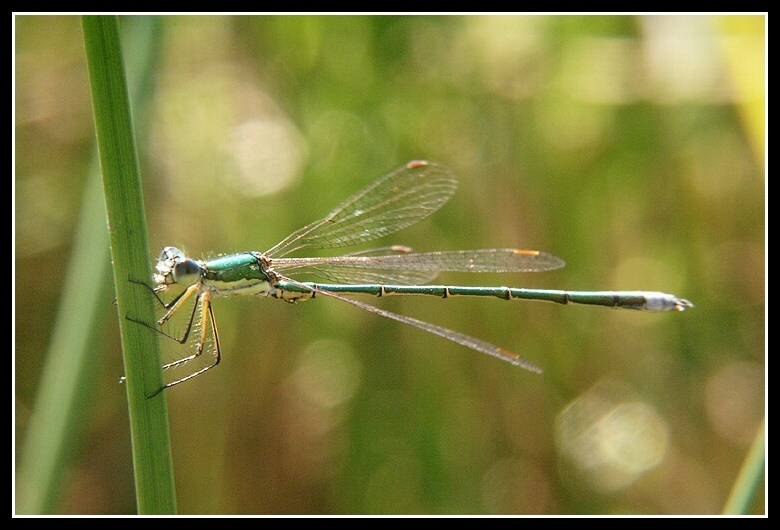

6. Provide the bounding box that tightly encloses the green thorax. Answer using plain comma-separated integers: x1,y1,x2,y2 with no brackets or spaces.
200,252,275,296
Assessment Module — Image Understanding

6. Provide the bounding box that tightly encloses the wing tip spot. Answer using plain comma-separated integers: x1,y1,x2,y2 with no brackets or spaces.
406,160,430,169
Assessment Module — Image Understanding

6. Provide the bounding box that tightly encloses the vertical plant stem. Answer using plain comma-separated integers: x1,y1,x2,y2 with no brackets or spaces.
82,15,177,514
722,419,765,514
15,162,111,514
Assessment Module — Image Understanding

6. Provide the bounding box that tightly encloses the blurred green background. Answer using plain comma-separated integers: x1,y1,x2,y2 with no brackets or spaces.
14,15,765,514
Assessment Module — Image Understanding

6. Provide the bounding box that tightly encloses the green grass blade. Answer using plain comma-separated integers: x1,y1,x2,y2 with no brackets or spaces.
81,15,177,514
722,419,765,515
15,163,112,514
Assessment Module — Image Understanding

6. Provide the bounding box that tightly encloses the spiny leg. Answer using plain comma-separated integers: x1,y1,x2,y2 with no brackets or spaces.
127,278,201,347
154,290,222,393
127,278,220,396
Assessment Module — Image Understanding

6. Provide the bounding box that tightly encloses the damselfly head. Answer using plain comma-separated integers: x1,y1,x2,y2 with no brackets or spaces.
153,246,202,288
153,246,182,285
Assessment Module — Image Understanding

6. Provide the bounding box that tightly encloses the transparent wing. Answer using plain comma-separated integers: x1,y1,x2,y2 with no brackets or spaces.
265,161,458,258
272,249,566,285
275,276,544,374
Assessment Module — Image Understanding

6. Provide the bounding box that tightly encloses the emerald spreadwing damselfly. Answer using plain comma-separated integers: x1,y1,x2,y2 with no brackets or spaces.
129,160,693,396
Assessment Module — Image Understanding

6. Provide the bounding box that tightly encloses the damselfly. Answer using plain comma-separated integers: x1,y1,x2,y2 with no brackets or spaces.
130,160,692,396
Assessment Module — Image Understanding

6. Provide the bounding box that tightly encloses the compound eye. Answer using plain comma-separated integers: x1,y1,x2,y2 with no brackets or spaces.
172,258,201,285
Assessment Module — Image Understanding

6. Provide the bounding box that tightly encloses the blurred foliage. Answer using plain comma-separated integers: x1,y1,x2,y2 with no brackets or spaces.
15,14,764,514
